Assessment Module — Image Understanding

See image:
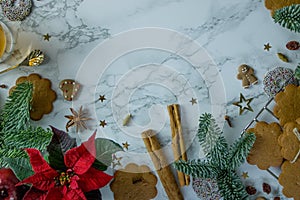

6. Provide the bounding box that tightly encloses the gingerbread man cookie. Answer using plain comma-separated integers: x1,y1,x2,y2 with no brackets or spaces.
237,64,258,88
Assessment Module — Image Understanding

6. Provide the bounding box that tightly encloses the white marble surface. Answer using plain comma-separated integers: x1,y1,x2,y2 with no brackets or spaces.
0,0,299,199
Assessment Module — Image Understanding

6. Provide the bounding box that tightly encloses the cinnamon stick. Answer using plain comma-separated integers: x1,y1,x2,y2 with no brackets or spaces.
142,130,184,200
167,104,190,186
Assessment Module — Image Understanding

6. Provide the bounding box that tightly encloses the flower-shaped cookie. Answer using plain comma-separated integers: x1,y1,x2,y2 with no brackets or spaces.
273,84,300,126
110,163,158,200
10,73,56,120
247,122,283,170
279,118,300,163
265,0,300,16
278,159,300,200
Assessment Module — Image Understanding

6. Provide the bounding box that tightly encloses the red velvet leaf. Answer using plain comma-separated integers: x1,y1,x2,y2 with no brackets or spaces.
64,132,96,174
22,187,48,200
77,167,113,192
64,188,87,200
16,170,58,191
44,187,63,200
25,148,54,173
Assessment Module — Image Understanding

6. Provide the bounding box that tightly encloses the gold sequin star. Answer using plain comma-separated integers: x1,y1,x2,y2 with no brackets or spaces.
112,154,122,169
264,43,272,51
190,98,197,105
99,120,107,127
122,142,130,150
242,172,249,179
43,33,51,41
98,95,106,102
232,93,253,115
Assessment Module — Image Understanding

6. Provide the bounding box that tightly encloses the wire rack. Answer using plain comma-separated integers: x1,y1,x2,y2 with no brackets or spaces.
240,75,298,180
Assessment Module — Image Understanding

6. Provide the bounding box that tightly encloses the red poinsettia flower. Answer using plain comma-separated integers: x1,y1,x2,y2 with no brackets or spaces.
16,132,113,200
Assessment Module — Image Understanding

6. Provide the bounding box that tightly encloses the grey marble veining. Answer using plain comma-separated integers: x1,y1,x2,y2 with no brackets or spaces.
0,0,298,199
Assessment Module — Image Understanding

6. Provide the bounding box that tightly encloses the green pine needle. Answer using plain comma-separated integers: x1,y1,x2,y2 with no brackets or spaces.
174,113,256,199
1,82,33,132
228,133,256,170
4,127,52,150
174,159,219,179
273,4,300,33
197,113,222,157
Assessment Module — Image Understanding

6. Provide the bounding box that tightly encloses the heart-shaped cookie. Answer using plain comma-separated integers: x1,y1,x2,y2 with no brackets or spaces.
59,79,80,101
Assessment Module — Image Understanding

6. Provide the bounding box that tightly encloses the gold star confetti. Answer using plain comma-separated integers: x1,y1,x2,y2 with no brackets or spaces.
98,95,106,102
264,43,272,51
190,98,197,105
112,154,122,169
122,142,130,150
43,33,51,41
232,93,253,115
242,172,249,179
99,120,107,127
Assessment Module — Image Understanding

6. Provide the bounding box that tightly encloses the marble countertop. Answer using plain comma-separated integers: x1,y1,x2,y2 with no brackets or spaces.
0,0,299,199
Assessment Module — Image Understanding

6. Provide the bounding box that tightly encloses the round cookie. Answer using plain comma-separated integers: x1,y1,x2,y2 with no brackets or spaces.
263,67,297,98
1,0,32,21
246,121,283,170
110,163,158,200
278,159,300,200
279,118,300,163
273,84,300,126
10,73,56,120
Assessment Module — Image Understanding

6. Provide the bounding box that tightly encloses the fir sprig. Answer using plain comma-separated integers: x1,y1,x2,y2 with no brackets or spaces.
174,113,256,200
1,82,33,132
273,4,300,33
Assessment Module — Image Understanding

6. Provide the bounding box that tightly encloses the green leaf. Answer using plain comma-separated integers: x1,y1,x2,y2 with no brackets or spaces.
1,82,33,132
94,138,123,167
4,157,34,180
85,189,102,200
46,126,76,170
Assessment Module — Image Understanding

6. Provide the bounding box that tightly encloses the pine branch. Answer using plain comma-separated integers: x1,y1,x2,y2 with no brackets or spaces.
197,113,222,157
273,4,300,33
227,133,256,170
218,170,248,200
1,82,33,132
0,148,26,167
4,127,52,150
174,159,219,179
209,136,229,170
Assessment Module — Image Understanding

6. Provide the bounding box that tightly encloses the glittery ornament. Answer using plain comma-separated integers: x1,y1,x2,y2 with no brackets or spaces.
192,177,221,200
1,0,32,21
263,67,297,97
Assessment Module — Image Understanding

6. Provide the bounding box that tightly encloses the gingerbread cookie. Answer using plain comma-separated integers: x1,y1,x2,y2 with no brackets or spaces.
264,0,300,16
237,64,258,88
278,159,300,200
10,73,56,120
59,79,80,101
279,118,300,163
273,84,300,126
246,122,283,170
110,163,157,200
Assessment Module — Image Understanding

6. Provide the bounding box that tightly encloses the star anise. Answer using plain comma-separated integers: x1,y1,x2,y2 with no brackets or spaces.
64,106,92,132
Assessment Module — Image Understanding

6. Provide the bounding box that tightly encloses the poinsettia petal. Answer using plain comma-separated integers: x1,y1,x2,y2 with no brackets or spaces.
22,187,48,200
64,132,96,174
25,148,54,173
64,188,86,200
77,167,113,192
44,187,63,200
16,170,58,191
